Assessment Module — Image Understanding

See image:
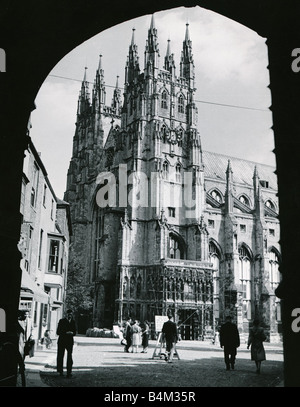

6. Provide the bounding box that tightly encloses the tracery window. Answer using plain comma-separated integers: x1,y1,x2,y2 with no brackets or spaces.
93,207,104,281
178,94,184,113
238,246,252,319
169,234,184,259
162,161,169,180
130,276,135,298
161,90,168,109
269,250,281,290
209,242,220,316
175,163,181,182
136,275,142,299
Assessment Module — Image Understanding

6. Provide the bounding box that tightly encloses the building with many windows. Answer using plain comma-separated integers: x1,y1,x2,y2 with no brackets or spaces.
18,138,72,345
64,16,281,342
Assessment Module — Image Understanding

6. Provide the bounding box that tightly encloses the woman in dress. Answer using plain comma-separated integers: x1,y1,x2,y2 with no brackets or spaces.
247,319,267,373
141,320,150,353
131,320,142,353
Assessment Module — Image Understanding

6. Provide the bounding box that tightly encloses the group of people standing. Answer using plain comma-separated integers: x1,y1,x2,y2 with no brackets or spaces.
123,318,150,353
220,316,267,373
123,312,179,363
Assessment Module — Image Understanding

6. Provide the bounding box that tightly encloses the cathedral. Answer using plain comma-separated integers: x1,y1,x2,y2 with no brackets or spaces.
64,16,281,342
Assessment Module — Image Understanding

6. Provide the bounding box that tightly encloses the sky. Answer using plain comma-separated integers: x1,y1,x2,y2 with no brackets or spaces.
29,6,275,200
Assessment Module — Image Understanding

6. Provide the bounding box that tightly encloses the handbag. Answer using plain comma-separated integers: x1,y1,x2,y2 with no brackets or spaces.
24,337,35,357
121,338,127,346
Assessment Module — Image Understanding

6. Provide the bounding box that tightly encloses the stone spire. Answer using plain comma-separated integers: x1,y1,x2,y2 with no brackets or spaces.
125,28,140,85
225,160,234,213
77,67,90,115
111,75,121,112
94,54,106,106
144,15,160,77
164,39,176,76
180,23,195,87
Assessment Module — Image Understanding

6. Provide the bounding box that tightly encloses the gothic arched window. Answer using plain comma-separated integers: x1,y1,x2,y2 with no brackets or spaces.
209,242,220,317
130,276,135,298
161,125,168,143
163,161,169,180
238,245,252,319
239,194,250,207
178,94,184,113
175,163,181,182
93,206,104,281
169,234,184,259
161,90,168,109
269,250,281,290
266,199,276,210
136,275,142,299
210,190,222,203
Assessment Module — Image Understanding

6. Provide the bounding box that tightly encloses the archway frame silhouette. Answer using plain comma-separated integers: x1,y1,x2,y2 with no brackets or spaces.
0,0,300,387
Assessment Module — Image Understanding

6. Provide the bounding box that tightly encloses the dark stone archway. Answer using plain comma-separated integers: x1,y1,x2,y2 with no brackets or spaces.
0,0,300,386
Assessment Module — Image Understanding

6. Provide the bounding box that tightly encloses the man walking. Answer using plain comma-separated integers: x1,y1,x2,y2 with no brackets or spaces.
220,315,240,370
162,311,178,363
56,309,76,378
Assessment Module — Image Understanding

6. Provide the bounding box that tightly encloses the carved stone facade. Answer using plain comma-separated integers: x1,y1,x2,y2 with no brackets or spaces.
64,17,281,341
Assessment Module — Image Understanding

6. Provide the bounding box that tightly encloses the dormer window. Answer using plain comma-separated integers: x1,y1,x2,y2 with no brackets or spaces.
260,180,269,188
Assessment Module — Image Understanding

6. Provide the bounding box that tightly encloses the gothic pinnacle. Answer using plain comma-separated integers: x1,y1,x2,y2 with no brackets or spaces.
185,23,190,42
98,54,102,71
131,28,135,45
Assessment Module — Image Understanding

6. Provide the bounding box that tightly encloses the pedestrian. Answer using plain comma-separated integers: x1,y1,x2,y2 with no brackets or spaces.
56,309,77,378
247,319,266,374
124,317,133,352
219,315,240,370
131,320,142,353
161,311,178,363
43,329,53,349
16,311,27,386
18,310,34,359
141,320,150,353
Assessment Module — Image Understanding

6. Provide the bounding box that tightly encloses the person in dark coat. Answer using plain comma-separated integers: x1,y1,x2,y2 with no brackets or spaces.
247,319,266,374
220,315,240,370
56,309,77,378
162,312,178,363
124,317,133,352
141,320,150,353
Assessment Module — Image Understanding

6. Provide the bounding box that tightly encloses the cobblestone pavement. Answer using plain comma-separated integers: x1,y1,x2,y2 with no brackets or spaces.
38,336,284,388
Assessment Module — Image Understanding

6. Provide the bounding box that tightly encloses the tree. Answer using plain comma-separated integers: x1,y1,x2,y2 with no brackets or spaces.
65,251,93,331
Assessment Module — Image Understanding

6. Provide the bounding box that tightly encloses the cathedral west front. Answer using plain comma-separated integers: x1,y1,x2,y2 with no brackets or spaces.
64,16,281,342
